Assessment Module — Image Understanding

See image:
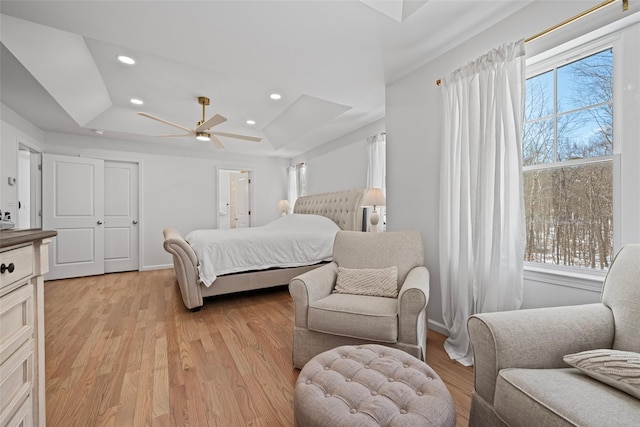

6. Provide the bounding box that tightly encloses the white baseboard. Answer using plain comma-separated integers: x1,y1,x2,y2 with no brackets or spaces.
141,264,173,271
428,319,449,336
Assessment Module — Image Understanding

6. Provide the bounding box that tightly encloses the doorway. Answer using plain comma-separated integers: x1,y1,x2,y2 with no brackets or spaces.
217,168,252,229
17,146,41,229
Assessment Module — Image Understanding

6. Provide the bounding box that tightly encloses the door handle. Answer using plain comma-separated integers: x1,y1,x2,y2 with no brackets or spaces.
133,220,138,225
97,220,103,225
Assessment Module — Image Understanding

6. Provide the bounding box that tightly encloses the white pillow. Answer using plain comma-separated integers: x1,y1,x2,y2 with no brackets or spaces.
334,266,398,298
563,349,640,399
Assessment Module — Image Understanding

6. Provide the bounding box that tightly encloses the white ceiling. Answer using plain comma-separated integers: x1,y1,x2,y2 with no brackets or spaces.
0,1,534,158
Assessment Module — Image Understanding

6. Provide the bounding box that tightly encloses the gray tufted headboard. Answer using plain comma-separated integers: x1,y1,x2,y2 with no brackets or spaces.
293,188,366,231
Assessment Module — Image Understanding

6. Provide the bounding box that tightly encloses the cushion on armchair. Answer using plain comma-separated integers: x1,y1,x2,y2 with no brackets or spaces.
308,293,398,342
563,349,640,399
334,266,398,298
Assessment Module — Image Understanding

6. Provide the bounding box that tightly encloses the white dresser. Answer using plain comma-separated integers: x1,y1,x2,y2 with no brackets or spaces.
0,230,55,427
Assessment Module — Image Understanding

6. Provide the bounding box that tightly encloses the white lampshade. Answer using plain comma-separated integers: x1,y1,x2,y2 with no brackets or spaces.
363,188,386,207
276,199,291,215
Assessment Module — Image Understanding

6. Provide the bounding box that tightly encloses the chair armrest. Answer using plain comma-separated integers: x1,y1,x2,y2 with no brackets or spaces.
468,303,615,405
398,266,430,346
289,262,338,328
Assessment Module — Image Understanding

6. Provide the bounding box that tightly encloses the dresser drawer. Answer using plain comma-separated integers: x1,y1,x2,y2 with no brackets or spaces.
0,340,33,426
0,245,33,295
0,285,34,366
3,392,32,427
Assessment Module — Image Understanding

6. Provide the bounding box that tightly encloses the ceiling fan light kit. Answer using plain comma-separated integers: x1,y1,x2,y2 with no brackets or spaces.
196,132,211,141
137,96,262,149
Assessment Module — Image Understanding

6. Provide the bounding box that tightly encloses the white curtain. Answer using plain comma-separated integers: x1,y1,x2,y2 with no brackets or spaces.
439,40,526,366
367,133,386,231
367,133,386,191
287,163,306,208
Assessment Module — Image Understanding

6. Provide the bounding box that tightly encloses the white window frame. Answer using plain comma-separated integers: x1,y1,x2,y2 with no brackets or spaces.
523,32,624,292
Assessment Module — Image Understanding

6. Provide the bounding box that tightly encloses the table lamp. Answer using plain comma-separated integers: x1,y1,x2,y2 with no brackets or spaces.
276,199,291,216
362,188,385,232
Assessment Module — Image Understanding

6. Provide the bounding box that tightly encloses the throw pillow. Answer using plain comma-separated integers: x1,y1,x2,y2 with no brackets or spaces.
334,266,398,298
563,349,640,399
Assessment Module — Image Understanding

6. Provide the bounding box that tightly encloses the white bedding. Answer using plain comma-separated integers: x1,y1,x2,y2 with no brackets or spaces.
186,214,340,287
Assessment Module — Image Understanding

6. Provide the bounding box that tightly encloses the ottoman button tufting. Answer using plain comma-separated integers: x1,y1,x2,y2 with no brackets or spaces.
294,344,455,427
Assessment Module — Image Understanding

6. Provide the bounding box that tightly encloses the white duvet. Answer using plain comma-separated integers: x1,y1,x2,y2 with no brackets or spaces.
186,214,340,287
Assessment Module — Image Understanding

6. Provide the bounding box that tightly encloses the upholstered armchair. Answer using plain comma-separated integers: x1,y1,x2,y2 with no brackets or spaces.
289,230,429,369
468,244,640,426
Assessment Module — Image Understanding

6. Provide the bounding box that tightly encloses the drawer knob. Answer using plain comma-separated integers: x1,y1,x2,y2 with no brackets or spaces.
0,262,15,274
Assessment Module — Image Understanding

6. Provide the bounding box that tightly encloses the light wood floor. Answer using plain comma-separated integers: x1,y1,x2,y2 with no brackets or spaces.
44,269,474,426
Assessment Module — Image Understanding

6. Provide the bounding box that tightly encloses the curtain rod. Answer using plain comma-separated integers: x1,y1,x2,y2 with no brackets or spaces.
435,0,628,86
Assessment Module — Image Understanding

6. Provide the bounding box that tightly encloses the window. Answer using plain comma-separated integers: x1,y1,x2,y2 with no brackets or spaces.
523,47,613,270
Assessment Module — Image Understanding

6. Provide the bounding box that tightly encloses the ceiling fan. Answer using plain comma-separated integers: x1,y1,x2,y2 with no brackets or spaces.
137,96,261,149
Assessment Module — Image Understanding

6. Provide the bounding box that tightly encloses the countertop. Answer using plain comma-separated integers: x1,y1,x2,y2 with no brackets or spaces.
0,229,57,249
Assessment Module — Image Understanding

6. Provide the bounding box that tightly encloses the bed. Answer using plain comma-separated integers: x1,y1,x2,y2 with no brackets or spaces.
163,188,366,310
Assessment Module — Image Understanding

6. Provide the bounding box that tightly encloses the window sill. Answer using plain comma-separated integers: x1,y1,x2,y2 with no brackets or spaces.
524,263,605,293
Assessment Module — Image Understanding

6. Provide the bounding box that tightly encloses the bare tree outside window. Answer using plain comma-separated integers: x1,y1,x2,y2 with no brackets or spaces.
523,48,613,270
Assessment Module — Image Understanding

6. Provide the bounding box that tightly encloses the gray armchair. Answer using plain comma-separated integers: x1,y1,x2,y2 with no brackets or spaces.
289,230,429,369
468,244,640,426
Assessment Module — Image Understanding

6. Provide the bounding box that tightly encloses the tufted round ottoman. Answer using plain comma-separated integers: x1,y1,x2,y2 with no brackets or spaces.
294,344,455,427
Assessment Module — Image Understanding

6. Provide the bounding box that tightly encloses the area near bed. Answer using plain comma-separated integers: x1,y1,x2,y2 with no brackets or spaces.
163,188,366,310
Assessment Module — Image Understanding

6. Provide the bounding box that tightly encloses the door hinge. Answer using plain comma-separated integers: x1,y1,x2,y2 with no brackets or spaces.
38,164,42,171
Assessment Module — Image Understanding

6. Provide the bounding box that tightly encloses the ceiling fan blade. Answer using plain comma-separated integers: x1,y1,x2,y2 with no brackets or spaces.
138,112,193,133
194,114,227,133
211,135,225,149
155,134,194,138
211,131,262,142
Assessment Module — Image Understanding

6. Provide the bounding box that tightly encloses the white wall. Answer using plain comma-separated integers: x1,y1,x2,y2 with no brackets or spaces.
292,119,384,194
386,2,640,333
218,169,232,229
42,132,289,270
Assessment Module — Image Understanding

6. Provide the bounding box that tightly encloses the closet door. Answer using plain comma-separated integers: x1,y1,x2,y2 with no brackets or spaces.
43,154,105,280
104,161,139,273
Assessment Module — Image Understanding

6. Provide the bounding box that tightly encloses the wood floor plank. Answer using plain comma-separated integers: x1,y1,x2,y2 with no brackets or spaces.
45,269,474,426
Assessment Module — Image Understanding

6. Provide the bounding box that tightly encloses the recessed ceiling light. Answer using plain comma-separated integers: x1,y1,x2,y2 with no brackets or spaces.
246,119,256,125
117,55,136,65
130,98,144,105
270,93,282,100
94,130,104,135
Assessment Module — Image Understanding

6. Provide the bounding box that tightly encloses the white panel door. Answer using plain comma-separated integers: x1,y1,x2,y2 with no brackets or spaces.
234,171,251,228
104,161,139,273
43,154,104,280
